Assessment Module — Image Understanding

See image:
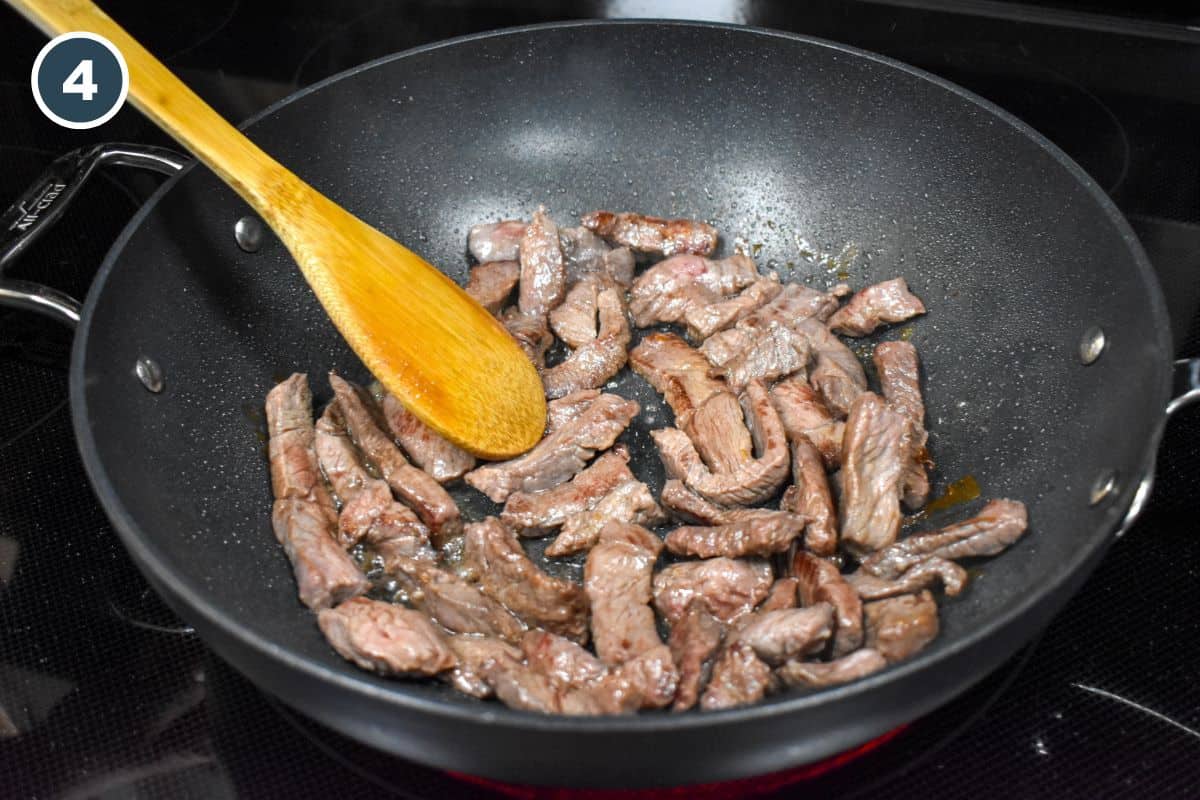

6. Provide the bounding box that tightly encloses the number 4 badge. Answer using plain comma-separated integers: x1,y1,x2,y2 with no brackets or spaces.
32,32,128,130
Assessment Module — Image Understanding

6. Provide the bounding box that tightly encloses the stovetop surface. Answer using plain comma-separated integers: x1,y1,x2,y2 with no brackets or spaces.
2,2,1199,798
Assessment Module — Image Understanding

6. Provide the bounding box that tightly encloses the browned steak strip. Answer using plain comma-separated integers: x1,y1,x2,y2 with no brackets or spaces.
388,557,526,643
740,282,849,329
464,259,519,315
668,602,725,711
464,518,590,643
791,551,864,658
541,282,631,399
864,590,939,663
849,557,967,599
838,393,911,556
780,434,838,556
859,499,1029,579
770,375,844,470
464,393,639,502
700,641,773,710
266,374,336,505
378,390,475,483
443,636,523,699
518,207,566,317
549,275,603,348
683,276,782,340
658,480,779,527
758,578,799,612
581,210,718,257
559,226,634,287
482,653,569,713
585,523,664,665
628,254,758,327
681,388,754,476
664,512,806,558
468,220,526,263
317,597,455,676
501,307,554,367
546,389,600,432
827,278,926,337
776,649,888,689
707,320,811,391
501,447,633,535
630,332,730,423
546,479,664,557
329,374,461,541
653,557,774,624
874,341,929,509
793,317,867,418
521,629,607,690
733,604,834,666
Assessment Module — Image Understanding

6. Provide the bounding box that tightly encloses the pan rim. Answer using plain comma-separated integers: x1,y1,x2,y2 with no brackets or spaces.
70,19,1172,735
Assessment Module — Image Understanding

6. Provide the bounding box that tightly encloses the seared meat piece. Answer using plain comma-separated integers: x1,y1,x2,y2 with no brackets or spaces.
681,388,754,476
668,602,725,711
776,648,888,689
653,557,774,624
483,653,571,714
664,512,806,558
874,341,929,509
464,260,520,315
560,225,636,288
759,578,799,612
546,389,600,432
683,276,782,340
522,629,607,690
317,598,455,676
700,641,773,710
265,375,368,610
586,522,666,665
630,332,729,419
770,376,844,470
546,479,664,557
329,374,461,541
629,254,758,327
740,282,849,329
791,551,864,657
860,499,1029,578
838,393,912,556
501,307,554,367
468,220,526,263
378,391,475,483
779,434,838,556
849,557,967,599
659,479,735,525
863,590,939,663
464,393,639,502
793,317,867,418
550,276,603,348
698,327,753,371
581,210,718,257
652,381,790,506
518,207,566,317
444,636,523,698
464,518,589,643
389,557,526,643
707,321,811,391
542,281,631,399
733,604,834,666
598,645,678,711
501,447,633,534
827,278,925,337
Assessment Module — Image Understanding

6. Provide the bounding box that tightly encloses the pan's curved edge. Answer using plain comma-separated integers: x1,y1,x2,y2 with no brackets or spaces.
68,17,1174,756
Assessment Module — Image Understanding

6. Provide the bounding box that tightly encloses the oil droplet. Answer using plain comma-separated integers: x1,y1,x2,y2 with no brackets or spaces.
924,475,981,515
836,269,850,281
898,326,915,342
751,243,763,257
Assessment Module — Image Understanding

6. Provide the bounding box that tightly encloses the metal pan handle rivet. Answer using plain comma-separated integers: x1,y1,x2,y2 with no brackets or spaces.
1089,469,1117,506
1078,326,1106,365
234,216,264,253
135,356,164,393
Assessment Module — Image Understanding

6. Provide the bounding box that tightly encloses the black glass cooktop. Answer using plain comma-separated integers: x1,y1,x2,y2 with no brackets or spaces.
2,2,1198,798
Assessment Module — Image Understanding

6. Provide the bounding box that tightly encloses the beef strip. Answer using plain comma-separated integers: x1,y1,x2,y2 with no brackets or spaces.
464,518,590,643
546,479,664,557
559,225,636,288
791,551,864,657
265,375,368,610
740,282,849,329
683,276,782,340
758,578,799,612
658,480,781,528
389,557,526,643
668,602,725,711
581,210,718,257
628,254,759,327
329,374,461,541
863,590,939,663
464,392,639,502
733,604,834,666
444,636,523,698
483,653,570,714
518,207,566,317
776,649,888,689
549,276,603,348
464,260,520,315
707,320,811,391
769,376,844,469
652,380,790,505
700,641,773,710
859,499,1029,578
317,597,455,676
874,341,930,509
779,433,838,556
849,557,967,599
585,522,665,665
827,278,926,337
500,447,632,534
838,393,912,556
792,317,867,418
545,389,599,432
630,332,729,420
663,511,806,558
678,394,757,480
653,557,774,624
541,281,631,399
468,220,526,263
501,307,554,367
522,629,607,690
378,391,475,483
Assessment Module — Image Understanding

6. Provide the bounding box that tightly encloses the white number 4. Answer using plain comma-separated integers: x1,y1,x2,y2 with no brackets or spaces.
62,59,98,101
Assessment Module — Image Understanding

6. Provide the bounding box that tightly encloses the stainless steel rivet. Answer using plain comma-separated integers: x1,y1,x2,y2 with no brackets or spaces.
135,356,164,393
1079,326,1106,365
1089,469,1117,506
234,216,264,253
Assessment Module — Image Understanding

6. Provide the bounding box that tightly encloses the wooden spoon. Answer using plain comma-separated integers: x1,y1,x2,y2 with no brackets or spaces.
10,0,546,459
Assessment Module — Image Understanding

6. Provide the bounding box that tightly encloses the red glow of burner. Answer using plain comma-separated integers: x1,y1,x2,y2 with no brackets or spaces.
447,725,908,799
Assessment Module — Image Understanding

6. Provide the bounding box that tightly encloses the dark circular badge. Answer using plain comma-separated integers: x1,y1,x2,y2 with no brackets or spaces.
31,32,129,130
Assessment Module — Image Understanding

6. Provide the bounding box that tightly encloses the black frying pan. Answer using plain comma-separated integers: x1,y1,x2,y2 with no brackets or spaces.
2,20,1194,789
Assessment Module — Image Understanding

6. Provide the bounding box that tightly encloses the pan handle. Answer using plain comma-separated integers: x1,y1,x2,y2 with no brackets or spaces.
0,143,188,328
